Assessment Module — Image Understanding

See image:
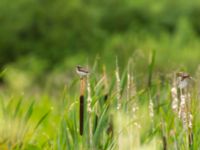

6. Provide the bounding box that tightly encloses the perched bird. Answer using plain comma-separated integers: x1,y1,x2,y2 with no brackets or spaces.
176,72,192,89
76,65,89,78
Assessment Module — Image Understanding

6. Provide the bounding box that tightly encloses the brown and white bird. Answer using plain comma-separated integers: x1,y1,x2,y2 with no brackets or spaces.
176,72,192,89
76,65,89,77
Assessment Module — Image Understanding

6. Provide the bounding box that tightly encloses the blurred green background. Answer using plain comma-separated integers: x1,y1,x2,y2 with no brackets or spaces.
1,0,200,91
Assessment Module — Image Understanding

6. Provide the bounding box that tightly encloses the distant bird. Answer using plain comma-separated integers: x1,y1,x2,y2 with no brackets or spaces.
76,65,89,78
176,72,192,89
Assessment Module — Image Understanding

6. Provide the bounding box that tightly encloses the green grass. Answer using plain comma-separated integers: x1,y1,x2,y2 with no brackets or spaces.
0,55,200,150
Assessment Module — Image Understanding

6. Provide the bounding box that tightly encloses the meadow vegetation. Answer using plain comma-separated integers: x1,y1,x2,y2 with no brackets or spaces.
1,54,200,149
1,0,200,149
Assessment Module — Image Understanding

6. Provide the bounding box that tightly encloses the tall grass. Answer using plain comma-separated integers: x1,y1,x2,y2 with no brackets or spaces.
1,56,200,150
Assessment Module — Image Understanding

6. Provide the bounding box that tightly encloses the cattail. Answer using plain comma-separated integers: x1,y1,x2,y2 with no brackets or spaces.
79,80,85,136
76,65,89,136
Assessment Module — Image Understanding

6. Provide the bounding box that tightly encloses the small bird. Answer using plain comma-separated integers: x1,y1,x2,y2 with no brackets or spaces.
76,65,89,78
176,72,192,89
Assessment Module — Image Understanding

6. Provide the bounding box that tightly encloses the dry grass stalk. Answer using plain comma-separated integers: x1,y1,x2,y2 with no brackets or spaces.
149,96,154,120
127,61,131,102
87,77,92,114
178,93,187,129
171,87,178,114
171,75,179,114
127,60,138,117
87,75,93,147
130,75,136,100
103,66,114,136
195,65,200,100
174,72,193,148
103,65,109,101
115,58,121,110
161,121,168,150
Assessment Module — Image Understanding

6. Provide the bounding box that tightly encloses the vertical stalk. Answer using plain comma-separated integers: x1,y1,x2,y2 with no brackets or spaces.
186,91,193,149
162,135,167,150
148,50,156,87
80,95,84,136
188,131,193,150
103,66,109,102
115,58,121,110
80,78,86,136
161,121,167,150
87,76,92,148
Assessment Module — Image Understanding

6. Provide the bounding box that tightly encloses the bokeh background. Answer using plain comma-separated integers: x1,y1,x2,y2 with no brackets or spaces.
1,0,200,92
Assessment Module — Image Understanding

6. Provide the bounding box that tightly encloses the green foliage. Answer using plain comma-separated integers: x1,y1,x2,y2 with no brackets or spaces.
1,1,200,149
1,60,200,149
1,0,200,72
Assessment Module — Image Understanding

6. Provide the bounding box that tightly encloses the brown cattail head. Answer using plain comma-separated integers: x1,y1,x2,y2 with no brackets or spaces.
79,95,84,135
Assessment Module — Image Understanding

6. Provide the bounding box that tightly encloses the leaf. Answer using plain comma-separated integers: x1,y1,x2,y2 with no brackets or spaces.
34,110,51,131
24,100,35,124
13,97,23,119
